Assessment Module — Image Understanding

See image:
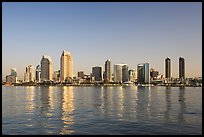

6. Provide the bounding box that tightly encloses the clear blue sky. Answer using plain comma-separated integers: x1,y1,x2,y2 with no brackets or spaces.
2,2,202,80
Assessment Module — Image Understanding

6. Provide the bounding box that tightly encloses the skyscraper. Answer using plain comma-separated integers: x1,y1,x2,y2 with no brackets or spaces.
165,57,171,79
24,65,35,82
122,64,129,82
35,65,41,82
129,69,136,82
41,55,52,81
137,63,150,84
179,57,185,80
92,66,103,82
114,64,123,83
104,59,112,82
60,50,73,82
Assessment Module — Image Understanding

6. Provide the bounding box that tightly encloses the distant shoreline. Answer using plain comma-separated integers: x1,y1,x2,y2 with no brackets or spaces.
2,84,202,87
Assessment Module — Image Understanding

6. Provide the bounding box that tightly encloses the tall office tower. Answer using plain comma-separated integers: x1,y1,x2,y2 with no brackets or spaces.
104,59,112,82
179,57,185,80
24,65,35,82
165,57,171,79
35,65,41,82
41,55,52,81
137,63,150,84
60,50,73,82
92,66,103,82
129,69,136,82
122,64,129,82
114,64,123,83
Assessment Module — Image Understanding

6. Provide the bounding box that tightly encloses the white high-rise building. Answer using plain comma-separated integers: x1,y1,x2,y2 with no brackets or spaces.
60,50,73,82
24,65,35,82
114,64,129,83
41,55,52,81
114,64,123,83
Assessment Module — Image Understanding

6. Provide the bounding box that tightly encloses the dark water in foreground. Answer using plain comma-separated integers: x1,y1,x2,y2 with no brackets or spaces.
2,86,202,135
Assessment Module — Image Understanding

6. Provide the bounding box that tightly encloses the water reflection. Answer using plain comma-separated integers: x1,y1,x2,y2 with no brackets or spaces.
164,86,171,121
178,87,186,123
60,86,75,135
24,86,36,114
136,86,150,121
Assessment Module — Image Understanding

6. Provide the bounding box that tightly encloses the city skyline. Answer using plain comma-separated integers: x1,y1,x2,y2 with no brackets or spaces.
3,2,202,80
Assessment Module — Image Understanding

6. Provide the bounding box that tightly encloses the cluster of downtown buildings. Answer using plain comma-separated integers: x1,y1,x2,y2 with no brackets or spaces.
4,50,202,86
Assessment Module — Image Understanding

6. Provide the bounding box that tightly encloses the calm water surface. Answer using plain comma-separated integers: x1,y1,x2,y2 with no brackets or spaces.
2,86,202,135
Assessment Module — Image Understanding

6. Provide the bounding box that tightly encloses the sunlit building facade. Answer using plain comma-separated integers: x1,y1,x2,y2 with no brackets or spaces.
24,65,35,82
60,50,73,82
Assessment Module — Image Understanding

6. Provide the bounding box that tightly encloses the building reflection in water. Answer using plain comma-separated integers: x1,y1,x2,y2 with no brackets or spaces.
164,86,171,121
178,87,186,123
59,86,75,135
25,86,35,114
136,86,150,121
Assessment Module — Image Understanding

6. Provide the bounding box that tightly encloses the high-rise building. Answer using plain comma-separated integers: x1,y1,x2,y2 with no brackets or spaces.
122,64,129,82
114,64,123,83
137,63,150,84
92,66,103,82
165,57,171,79
129,69,136,82
24,65,35,82
41,55,52,81
179,57,185,80
60,50,73,82
35,65,41,82
104,59,112,82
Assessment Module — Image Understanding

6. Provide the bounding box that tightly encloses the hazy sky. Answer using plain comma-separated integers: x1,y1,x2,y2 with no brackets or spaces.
2,2,202,80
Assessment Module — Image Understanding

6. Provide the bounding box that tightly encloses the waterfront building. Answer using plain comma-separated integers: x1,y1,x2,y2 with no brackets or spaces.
122,64,129,82
41,55,52,81
150,68,159,79
11,68,17,77
6,75,16,83
53,70,60,82
129,69,136,82
179,57,185,80
137,63,150,84
60,50,73,82
113,64,122,83
165,57,171,79
92,66,103,82
104,59,112,82
78,71,84,79
5,68,17,83
35,65,41,82
24,65,35,82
